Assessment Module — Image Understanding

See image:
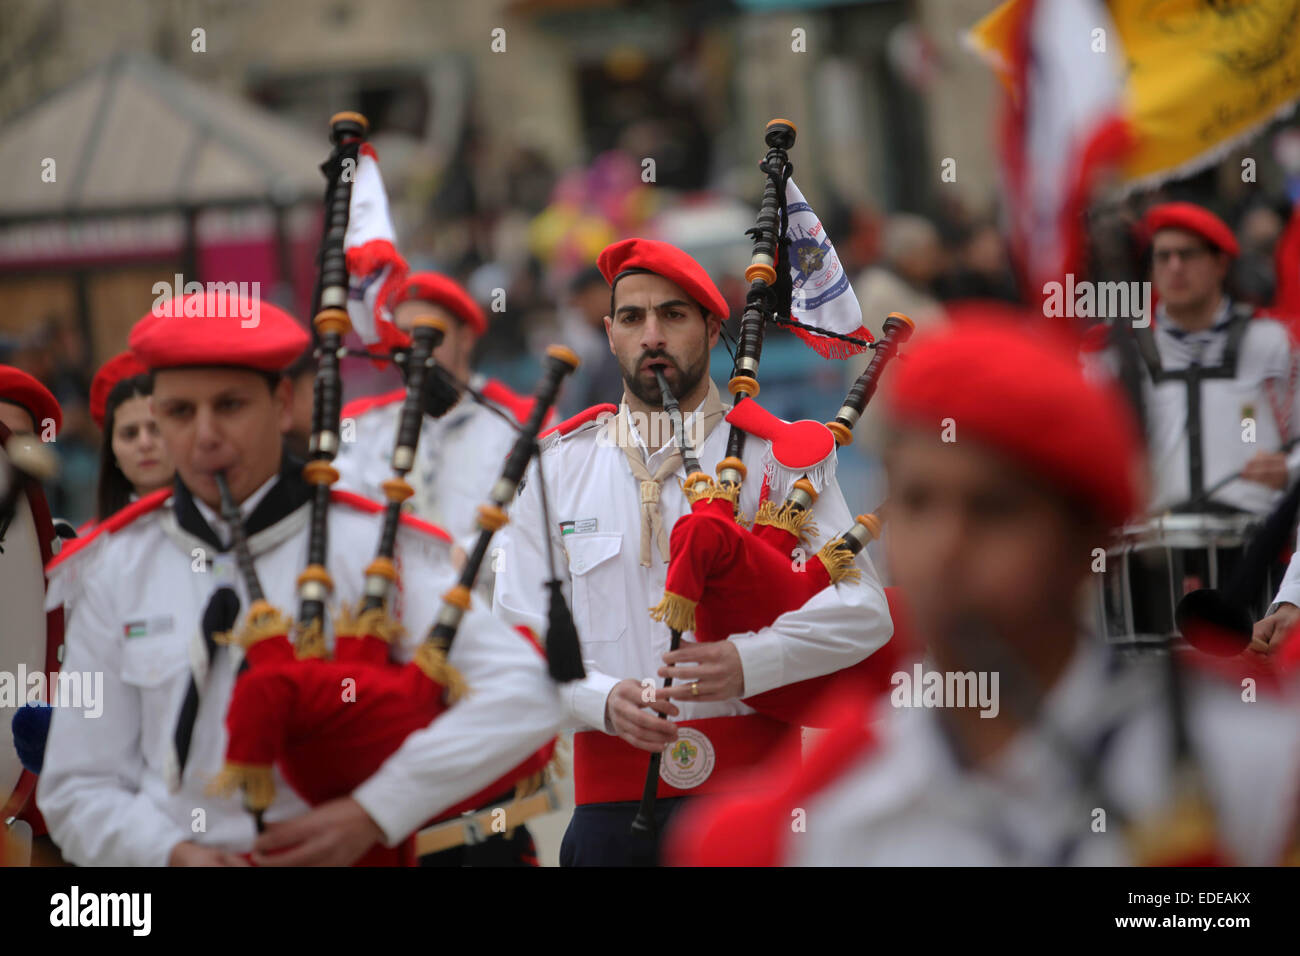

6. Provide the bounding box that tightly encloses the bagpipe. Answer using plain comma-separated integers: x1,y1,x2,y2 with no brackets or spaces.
209,112,582,864
631,120,914,834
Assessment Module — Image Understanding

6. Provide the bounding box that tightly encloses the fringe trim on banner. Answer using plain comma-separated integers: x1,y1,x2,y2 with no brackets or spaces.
753,499,819,546
293,618,328,660
816,540,863,586
334,606,404,644
649,591,698,634
414,642,468,703
761,452,837,509
208,762,276,811
788,322,874,360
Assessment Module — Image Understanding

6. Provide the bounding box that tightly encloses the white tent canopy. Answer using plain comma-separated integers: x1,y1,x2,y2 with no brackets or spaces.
0,53,325,220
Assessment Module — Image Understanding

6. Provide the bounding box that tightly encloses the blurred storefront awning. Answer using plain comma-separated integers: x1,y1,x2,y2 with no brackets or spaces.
0,52,324,223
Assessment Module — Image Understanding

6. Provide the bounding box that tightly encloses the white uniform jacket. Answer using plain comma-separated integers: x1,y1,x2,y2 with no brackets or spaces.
786,647,1300,865
333,375,526,548
1093,304,1300,516
38,468,563,867
492,399,893,736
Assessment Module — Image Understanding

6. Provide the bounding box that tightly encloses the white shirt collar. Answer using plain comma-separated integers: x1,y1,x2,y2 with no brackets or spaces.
621,400,703,463
193,472,280,545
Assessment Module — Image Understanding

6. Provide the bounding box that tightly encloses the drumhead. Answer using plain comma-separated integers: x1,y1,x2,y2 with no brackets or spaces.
0,425,61,820
1114,512,1258,551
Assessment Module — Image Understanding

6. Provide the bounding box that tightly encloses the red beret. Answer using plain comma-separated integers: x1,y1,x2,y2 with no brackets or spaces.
597,238,730,321
1141,202,1240,259
129,294,310,373
885,307,1145,527
89,351,148,429
390,272,487,338
0,365,61,436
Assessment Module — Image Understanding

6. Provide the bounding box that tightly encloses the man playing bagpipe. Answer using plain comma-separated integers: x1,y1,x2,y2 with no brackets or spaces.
334,271,543,554
37,291,564,866
668,310,1300,866
492,238,893,866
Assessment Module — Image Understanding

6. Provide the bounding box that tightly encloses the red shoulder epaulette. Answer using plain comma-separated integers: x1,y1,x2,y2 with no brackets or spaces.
539,403,617,440
481,378,547,428
46,486,172,572
329,489,452,543
340,388,405,422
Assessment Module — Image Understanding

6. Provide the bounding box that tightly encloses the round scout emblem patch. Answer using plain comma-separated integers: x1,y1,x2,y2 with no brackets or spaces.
659,726,716,789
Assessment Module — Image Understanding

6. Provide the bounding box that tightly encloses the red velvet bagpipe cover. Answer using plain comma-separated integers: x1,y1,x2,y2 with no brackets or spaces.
655,492,906,727
220,624,554,866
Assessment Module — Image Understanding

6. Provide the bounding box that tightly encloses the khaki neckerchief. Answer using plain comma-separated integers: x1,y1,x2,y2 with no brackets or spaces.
612,378,729,567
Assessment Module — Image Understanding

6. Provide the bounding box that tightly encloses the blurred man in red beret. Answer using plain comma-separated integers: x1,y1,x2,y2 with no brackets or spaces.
493,238,891,865
334,271,540,559
667,311,1300,866
38,292,562,867
0,365,62,439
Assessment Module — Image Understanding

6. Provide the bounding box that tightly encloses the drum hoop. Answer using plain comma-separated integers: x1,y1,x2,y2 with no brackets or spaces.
0,421,62,819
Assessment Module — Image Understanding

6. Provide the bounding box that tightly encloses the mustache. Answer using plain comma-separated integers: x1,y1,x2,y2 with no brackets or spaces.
637,350,677,370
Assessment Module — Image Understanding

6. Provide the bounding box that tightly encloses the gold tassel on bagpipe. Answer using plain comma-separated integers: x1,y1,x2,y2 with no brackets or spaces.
682,473,741,510
414,641,468,703
293,617,328,660
753,499,820,547
816,539,863,585
208,762,276,812
333,605,405,645
649,591,698,634
213,599,292,651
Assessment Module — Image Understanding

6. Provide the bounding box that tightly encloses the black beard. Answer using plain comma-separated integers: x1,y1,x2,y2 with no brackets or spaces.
620,351,708,406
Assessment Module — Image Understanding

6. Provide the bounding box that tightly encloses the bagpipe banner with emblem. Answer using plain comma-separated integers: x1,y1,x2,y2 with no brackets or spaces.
784,177,872,359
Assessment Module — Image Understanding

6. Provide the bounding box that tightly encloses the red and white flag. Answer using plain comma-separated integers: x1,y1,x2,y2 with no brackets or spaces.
973,0,1133,307
344,143,408,354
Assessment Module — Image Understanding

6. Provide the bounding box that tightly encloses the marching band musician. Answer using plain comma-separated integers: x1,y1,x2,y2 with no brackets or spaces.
1100,202,1300,516
492,238,893,866
668,311,1300,866
37,292,564,867
334,271,540,550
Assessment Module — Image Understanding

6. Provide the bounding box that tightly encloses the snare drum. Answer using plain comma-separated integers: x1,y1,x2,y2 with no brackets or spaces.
0,424,64,824
1094,512,1280,649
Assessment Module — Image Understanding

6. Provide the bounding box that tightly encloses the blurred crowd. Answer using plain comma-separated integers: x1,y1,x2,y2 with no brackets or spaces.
12,122,1300,529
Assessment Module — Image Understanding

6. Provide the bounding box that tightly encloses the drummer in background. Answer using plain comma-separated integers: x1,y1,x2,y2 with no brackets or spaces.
1113,202,1300,516
88,351,175,526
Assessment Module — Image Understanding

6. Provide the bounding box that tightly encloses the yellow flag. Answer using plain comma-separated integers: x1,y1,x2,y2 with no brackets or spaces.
970,0,1300,188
